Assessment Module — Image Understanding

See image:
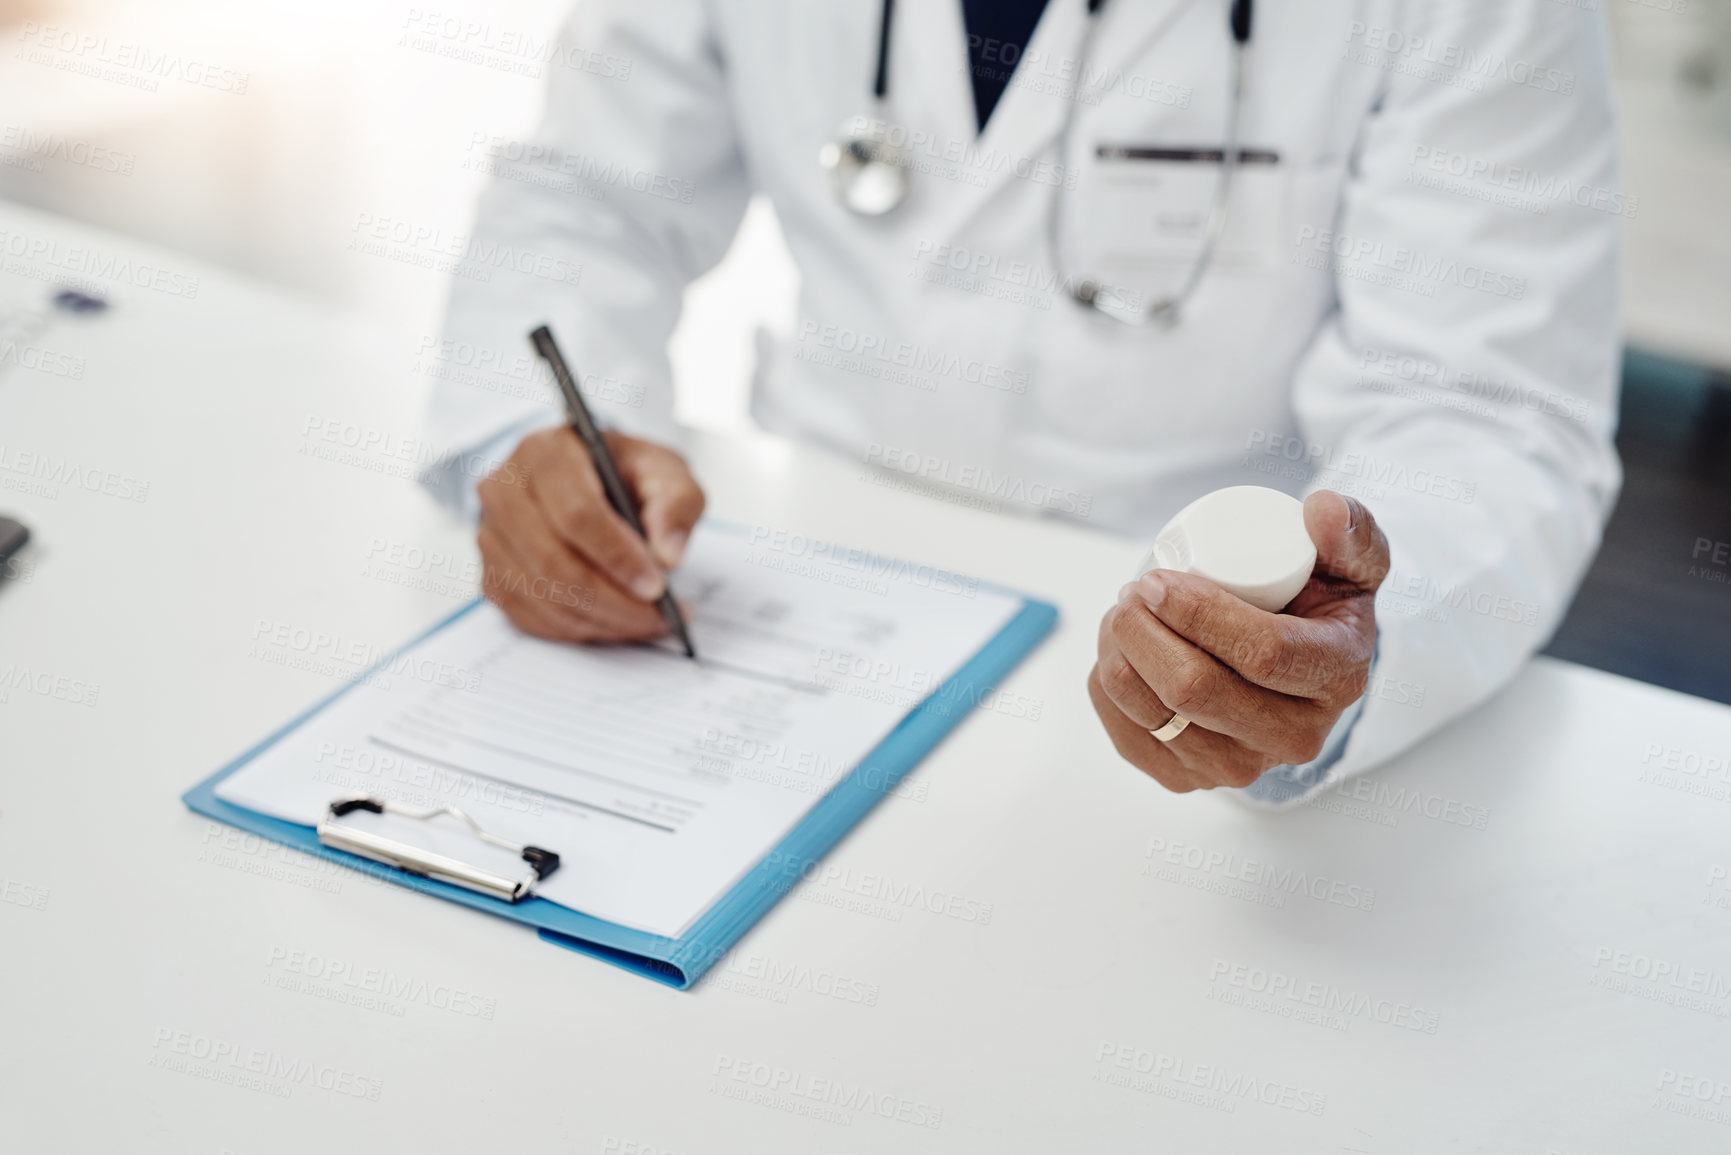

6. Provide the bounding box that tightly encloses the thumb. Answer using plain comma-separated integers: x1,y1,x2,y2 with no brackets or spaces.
1303,490,1390,595
612,434,706,571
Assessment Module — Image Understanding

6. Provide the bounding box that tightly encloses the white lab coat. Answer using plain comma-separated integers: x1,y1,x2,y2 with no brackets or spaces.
428,0,1623,804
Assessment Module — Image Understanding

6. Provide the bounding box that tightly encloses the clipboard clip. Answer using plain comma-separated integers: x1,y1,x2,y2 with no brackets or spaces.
316,795,561,904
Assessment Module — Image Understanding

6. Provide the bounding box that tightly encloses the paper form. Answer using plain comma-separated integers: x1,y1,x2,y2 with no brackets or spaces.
215,523,1024,938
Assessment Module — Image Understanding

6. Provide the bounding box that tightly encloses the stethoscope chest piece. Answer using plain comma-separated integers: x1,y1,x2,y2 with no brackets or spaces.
820,116,912,217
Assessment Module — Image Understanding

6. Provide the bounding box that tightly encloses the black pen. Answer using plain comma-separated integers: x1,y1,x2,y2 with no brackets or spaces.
529,325,697,659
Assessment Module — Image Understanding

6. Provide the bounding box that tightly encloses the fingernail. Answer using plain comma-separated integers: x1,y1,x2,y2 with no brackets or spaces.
1117,582,1136,601
654,529,689,570
1138,573,1167,607
631,570,666,601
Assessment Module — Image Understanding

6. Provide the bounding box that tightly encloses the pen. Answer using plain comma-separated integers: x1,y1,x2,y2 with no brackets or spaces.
529,324,698,659
1094,145,1281,165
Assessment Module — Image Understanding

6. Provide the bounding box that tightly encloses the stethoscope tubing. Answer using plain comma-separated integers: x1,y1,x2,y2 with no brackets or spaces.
834,0,1254,326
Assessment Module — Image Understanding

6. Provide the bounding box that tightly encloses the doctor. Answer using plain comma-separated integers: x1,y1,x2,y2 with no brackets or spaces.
425,0,1622,804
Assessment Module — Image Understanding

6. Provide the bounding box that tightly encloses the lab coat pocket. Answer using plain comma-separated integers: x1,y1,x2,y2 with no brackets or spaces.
1065,151,1295,300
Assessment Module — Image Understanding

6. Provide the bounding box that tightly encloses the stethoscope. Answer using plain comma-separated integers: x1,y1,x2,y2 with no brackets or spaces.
819,0,1255,328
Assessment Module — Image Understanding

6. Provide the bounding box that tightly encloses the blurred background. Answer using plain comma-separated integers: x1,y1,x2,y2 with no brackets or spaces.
0,0,799,435
1,0,1728,699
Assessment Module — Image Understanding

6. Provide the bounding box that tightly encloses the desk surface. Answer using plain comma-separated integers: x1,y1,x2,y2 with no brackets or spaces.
3,201,1731,1154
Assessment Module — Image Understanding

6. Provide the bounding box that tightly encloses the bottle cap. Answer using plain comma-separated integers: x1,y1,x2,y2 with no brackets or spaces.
1138,486,1317,613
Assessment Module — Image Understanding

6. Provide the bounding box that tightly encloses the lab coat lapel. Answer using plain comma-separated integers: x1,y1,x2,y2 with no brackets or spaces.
967,0,1088,167
893,0,979,184
1083,0,1200,81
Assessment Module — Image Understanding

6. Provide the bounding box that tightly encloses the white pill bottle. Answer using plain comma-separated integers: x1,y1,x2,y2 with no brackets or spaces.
1137,486,1318,613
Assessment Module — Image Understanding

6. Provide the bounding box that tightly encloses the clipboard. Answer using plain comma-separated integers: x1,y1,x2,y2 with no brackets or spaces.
183,570,1058,989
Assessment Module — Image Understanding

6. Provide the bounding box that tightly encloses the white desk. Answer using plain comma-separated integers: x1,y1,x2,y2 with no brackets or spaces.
3,202,1730,1153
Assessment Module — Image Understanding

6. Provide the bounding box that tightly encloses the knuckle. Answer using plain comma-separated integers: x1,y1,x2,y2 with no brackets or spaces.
1098,654,1144,704
1164,660,1217,717
557,498,604,546
512,533,554,575
588,535,637,578
531,536,583,584
1278,727,1329,767
1108,598,1145,640
1335,663,1371,706
1157,583,1201,632
1242,632,1292,683
1305,641,1343,689
1189,593,1232,639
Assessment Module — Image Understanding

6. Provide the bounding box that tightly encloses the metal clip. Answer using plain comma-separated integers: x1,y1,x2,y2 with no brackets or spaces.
316,795,560,904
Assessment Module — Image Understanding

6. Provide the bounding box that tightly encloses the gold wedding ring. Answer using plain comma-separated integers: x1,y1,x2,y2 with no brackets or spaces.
1150,712,1191,742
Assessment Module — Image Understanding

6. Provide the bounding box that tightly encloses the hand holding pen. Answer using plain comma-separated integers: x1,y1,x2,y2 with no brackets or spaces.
471,328,705,652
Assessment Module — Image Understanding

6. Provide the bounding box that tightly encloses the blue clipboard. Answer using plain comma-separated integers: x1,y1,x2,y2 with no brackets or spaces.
183,555,1058,990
